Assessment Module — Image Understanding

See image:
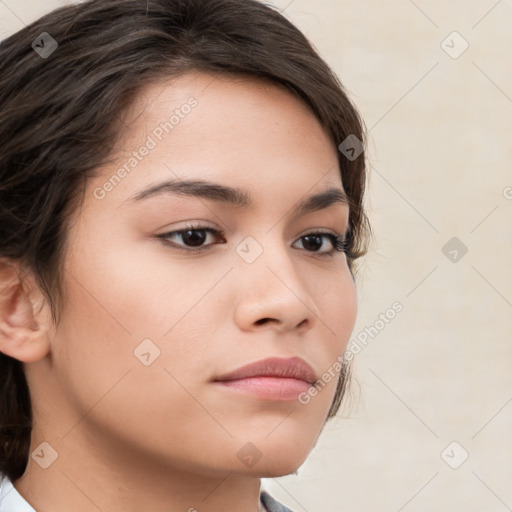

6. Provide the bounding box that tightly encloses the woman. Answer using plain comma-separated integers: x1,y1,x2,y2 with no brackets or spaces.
0,0,371,510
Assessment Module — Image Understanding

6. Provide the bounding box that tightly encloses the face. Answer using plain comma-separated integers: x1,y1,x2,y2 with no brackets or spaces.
40,72,357,478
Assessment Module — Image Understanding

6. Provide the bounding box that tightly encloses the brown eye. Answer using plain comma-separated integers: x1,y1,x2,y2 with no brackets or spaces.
180,229,208,247
157,227,225,251
293,232,347,256
301,234,323,251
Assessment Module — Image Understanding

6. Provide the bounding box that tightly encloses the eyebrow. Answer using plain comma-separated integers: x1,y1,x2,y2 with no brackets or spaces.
127,179,349,218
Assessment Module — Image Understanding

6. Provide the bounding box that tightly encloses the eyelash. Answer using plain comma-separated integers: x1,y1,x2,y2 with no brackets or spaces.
157,224,348,257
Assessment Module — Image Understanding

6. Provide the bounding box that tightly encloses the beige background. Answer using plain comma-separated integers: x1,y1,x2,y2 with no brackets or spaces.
1,1,511,511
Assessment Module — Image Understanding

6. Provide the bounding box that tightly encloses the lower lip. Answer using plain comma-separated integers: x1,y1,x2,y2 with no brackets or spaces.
214,377,313,401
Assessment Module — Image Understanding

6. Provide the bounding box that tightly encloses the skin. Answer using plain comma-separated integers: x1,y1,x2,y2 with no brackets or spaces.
0,71,357,512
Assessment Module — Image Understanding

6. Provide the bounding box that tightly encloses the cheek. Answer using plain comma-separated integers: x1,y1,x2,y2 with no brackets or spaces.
52,281,134,418
54,239,221,405
73,230,230,340
62,238,178,337
329,274,358,348
51,274,218,462
308,263,358,354
307,269,358,398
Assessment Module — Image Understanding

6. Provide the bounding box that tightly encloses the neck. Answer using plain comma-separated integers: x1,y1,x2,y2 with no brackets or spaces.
14,426,263,512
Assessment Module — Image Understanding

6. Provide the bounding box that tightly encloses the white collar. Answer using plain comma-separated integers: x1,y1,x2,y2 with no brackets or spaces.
0,474,36,511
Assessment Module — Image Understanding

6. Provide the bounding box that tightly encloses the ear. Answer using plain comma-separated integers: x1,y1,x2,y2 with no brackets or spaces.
0,258,52,363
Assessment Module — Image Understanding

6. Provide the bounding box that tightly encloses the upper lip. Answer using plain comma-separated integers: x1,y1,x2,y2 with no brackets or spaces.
214,357,318,384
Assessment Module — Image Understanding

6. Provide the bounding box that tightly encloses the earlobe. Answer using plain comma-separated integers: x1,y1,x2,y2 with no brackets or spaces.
0,258,51,363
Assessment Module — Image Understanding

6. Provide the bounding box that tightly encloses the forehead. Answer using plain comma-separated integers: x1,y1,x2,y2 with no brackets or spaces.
117,70,336,157
89,71,344,209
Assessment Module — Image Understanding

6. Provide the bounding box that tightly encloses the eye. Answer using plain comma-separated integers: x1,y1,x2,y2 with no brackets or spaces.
292,232,347,256
157,226,224,251
156,224,348,256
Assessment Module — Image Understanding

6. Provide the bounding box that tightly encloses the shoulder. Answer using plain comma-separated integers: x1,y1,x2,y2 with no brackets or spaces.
260,490,298,512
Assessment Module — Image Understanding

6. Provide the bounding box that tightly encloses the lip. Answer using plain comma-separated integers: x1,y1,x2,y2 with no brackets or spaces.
214,377,313,401
214,356,318,384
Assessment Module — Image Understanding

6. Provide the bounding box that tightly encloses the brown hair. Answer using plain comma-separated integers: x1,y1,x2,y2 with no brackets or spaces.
0,0,371,482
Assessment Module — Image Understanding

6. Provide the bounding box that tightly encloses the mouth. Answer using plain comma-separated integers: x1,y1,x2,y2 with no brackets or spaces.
213,356,318,401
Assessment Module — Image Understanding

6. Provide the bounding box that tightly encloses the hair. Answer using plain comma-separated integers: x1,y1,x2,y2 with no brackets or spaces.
0,0,372,483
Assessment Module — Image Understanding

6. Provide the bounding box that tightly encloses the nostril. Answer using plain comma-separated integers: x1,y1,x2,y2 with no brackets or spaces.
255,318,272,325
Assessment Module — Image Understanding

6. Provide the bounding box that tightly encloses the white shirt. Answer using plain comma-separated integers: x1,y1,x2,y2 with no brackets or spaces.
0,475,36,511
0,474,293,511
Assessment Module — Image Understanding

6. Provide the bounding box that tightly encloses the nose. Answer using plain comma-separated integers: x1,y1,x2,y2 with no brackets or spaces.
233,237,320,334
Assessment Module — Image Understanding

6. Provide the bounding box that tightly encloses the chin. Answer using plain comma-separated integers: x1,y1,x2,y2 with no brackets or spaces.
244,443,311,478
252,457,307,478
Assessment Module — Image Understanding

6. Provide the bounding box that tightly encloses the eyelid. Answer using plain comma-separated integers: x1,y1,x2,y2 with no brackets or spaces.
158,219,348,239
